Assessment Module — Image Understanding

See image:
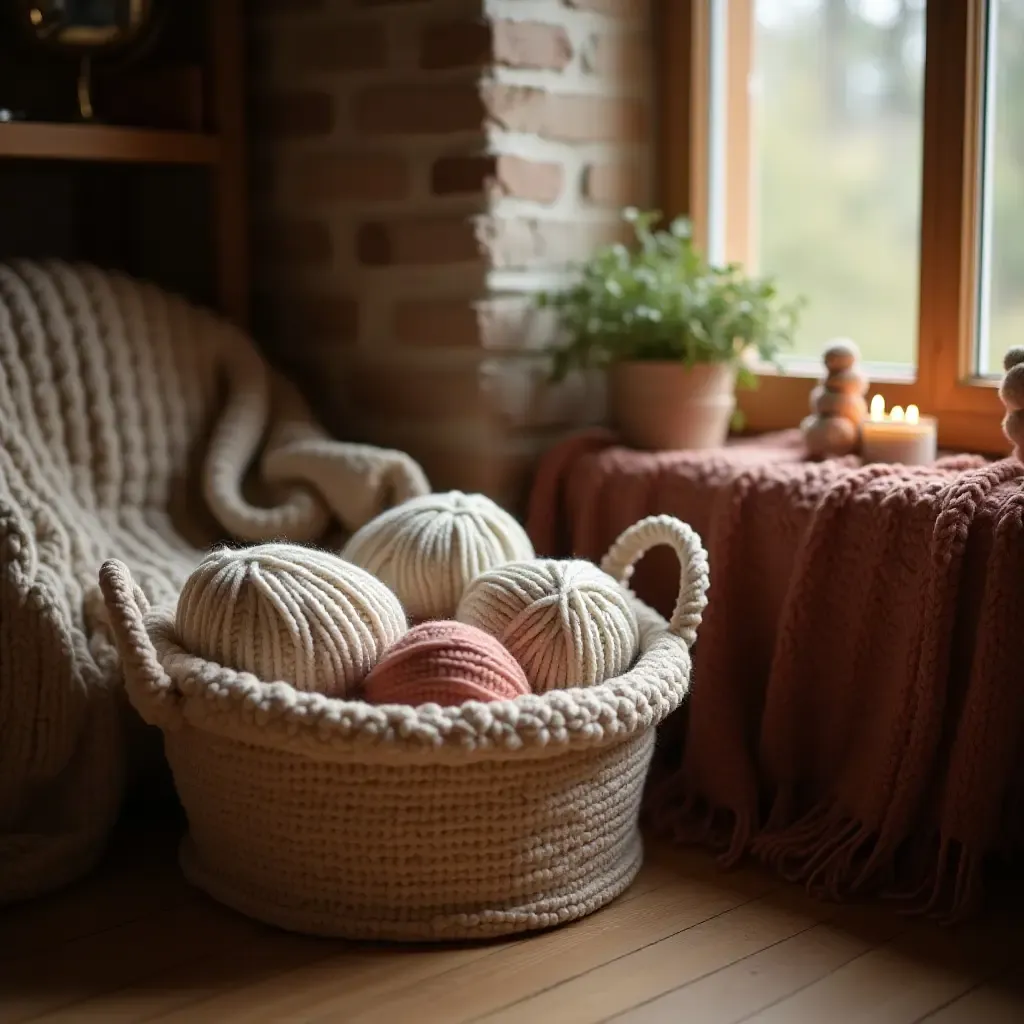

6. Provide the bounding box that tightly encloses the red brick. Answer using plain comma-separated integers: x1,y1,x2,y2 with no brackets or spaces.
582,33,647,79
485,85,648,143
483,217,629,269
419,19,572,72
565,0,643,15
257,91,334,138
296,22,387,71
431,155,491,195
353,83,485,135
412,445,536,511
357,218,483,266
394,300,481,346
420,21,491,70
393,297,556,350
300,153,409,202
267,294,360,343
581,161,647,207
254,0,324,12
431,153,563,203
348,364,484,419
482,358,606,430
478,296,557,351
494,154,563,203
493,21,573,70
256,219,333,266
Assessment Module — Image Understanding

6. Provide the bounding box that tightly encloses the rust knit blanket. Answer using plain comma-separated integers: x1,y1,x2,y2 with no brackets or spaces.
527,429,1024,920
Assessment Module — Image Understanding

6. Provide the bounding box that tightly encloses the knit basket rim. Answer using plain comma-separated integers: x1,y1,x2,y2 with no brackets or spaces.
135,596,691,763
100,513,709,764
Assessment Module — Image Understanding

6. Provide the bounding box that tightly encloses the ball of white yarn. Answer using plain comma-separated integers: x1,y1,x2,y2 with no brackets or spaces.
341,491,535,621
175,543,406,697
455,559,640,693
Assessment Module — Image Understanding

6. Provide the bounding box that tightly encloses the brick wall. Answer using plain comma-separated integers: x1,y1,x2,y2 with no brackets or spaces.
249,0,653,510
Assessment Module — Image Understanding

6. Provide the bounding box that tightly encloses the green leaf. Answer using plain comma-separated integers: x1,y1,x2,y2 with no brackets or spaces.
537,206,806,377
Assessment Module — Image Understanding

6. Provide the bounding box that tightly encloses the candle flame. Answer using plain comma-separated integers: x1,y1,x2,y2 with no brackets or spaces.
890,405,905,422
906,404,919,424
869,394,885,421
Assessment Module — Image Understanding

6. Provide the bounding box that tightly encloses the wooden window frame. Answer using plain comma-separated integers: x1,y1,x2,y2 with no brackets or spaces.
656,0,1007,455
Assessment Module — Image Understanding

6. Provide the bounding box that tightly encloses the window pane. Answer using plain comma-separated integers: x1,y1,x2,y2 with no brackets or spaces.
976,0,1024,377
752,0,927,368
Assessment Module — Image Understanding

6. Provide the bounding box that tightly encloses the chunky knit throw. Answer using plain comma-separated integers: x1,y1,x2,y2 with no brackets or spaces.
0,260,429,904
528,428,1024,921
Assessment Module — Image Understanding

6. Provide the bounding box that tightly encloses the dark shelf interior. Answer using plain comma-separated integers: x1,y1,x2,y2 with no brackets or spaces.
0,0,220,311
0,160,215,309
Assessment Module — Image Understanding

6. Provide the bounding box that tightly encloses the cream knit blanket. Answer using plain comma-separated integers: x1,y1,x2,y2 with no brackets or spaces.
0,260,429,903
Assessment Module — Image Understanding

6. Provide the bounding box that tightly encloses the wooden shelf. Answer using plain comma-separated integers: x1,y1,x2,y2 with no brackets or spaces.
0,122,220,165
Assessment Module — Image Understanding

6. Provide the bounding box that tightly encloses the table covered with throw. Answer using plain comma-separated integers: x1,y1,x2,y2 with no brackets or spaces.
527,428,1024,920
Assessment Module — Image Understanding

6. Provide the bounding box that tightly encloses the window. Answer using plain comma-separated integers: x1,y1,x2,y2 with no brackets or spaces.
658,0,1009,454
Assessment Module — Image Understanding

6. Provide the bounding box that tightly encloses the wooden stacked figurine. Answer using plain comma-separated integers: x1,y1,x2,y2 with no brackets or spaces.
801,339,871,458
999,346,1024,460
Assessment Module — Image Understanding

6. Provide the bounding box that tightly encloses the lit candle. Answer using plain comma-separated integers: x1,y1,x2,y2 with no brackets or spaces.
860,395,937,465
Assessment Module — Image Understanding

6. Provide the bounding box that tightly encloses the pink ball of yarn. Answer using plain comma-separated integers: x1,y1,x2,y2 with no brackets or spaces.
362,621,530,707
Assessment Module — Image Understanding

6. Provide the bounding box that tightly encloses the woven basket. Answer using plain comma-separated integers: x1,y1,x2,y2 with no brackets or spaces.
99,514,708,941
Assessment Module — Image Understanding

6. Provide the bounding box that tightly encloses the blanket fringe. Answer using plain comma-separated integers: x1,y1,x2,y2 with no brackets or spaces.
650,787,987,922
645,787,755,870
878,837,983,924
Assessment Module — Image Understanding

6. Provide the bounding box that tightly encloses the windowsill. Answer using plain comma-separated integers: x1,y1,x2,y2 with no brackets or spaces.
755,358,918,385
737,368,1008,457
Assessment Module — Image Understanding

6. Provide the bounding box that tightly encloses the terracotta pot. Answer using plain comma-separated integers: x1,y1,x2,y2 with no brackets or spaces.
608,361,737,450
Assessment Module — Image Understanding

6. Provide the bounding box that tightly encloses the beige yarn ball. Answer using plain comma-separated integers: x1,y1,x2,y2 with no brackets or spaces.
175,543,406,697
341,491,535,621
456,559,640,693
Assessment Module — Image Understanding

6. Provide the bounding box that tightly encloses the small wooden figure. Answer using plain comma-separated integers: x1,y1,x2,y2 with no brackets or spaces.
999,346,1024,459
801,339,870,458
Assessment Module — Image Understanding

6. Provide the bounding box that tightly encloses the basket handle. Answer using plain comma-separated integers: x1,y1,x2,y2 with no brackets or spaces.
98,559,183,731
600,514,709,648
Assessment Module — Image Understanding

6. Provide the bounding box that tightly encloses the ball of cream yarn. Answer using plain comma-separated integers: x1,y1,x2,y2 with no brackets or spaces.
341,491,535,621
456,559,640,693
175,543,406,697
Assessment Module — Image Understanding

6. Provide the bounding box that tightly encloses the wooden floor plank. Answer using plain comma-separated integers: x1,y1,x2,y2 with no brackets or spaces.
115,852,683,1023
0,819,185,960
2,822,1023,1024
314,866,776,1024
919,971,1024,1024
477,888,829,1024
611,902,906,1024
145,941,508,1023
741,914,1024,1024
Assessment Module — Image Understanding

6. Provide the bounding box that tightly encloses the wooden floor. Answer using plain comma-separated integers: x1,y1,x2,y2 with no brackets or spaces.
3,819,1024,1024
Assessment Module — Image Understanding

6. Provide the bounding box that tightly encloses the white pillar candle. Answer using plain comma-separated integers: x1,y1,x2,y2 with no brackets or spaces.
860,395,938,465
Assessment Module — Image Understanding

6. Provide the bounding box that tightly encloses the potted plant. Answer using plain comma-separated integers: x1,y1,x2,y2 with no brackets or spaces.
538,208,805,450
